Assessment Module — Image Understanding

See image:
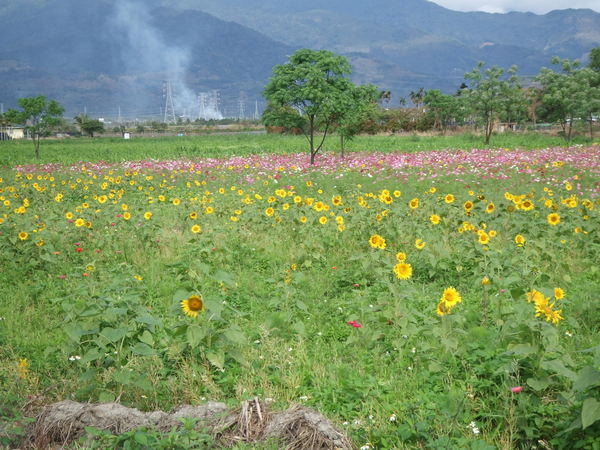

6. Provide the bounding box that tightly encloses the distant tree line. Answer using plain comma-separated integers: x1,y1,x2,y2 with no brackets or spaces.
263,46,600,150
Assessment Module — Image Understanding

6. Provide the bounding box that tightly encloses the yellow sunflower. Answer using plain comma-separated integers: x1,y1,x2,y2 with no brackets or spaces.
191,224,202,234
181,295,205,318
547,213,560,226
430,214,441,225
393,262,412,280
521,199,534,211
436,300,450,316
441,287,461,307
369,234,386,249
444,194,455,204
415,238,426,250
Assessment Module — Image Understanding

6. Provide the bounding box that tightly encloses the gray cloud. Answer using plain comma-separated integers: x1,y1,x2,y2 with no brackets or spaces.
430,0,600,14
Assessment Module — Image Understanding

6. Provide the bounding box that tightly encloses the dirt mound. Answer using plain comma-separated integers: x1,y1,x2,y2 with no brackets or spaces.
31,397,353,449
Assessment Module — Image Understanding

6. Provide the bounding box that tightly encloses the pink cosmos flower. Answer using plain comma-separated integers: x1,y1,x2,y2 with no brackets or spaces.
511,386,523,394
347,321,362,328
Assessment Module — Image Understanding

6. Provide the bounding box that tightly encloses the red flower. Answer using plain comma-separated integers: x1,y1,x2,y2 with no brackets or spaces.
347,320,362,328
75,247,83,253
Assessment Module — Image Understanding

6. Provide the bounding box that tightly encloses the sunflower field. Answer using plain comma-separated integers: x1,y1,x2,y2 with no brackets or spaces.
1,141,600,448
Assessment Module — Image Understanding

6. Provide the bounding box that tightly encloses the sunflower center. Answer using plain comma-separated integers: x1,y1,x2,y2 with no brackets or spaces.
188,297,203,311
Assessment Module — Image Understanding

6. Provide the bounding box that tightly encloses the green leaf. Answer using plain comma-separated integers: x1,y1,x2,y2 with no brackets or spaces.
582,397,600,429
80,368,97,382
224,328,246,345
172,289,191,303
135,315,162,327
131,342,156,357
134,431,149,446
138,330,155,347
206,351,225,369
112,369,132,385
98,391,116,403
527,377,551,391
132,374,153,391
186,325,206,348
292,321,306,336
63,324,84,342
507,344,537,357
39,253,56,264
540,359,577,381
574,366,600,392
81,348,103,364
100,327,129,343
103,307,128,322
213,270,235,287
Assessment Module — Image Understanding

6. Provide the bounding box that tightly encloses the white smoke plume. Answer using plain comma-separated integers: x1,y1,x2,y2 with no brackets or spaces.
112,0,222,120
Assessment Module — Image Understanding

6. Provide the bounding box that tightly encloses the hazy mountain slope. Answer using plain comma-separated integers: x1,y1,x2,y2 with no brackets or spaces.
169,0,599,79
171,0,600,58
0,0,598,115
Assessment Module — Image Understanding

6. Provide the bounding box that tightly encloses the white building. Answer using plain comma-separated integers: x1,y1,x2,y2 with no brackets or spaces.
0,126,25,140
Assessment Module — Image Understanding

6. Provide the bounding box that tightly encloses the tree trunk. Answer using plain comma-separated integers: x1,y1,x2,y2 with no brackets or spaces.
34,134,40,159
485,119,492,145
590,117,594,141
340,134,345,158
309,116,316,165
567,117,573,142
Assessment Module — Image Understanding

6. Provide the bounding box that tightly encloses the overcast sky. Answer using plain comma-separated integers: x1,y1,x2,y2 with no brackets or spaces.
430,0,600,14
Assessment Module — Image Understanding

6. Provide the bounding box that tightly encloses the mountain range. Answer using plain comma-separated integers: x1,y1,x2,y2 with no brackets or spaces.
0,0,598,118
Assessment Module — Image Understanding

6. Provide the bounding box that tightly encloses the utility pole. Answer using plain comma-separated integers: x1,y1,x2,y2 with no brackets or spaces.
163,80,176,123
254,100,259,120
0,103,4,115
238,91,246,120
198,93,207,120
118,106,122,125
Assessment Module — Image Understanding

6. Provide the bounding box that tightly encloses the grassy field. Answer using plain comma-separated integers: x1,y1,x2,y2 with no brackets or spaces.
0,134,599,449
0,132,592,166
